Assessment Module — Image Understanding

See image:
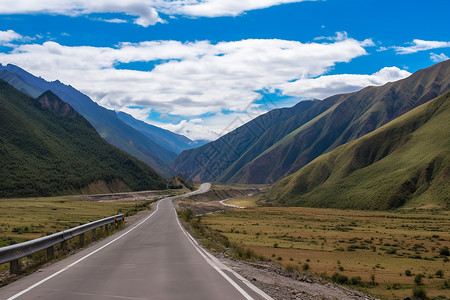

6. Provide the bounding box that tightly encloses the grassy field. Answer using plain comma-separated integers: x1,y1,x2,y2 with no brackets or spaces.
202,201,450,299
0,193,171,276
223,197,258,208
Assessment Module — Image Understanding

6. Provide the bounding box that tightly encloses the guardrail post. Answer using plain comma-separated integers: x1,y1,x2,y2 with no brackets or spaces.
91,228,96,239
47,246,54,260
79,233,85,246
61,240,67,252
10,259,19,274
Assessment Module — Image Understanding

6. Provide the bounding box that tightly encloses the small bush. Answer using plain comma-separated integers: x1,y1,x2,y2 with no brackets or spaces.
350,276,362,285
440,246,450,256
331,272,349,284
412,286,427,300
302,263,310,271
285,264,299,273
436,269,444,278
414,274,424,285
386,248,397,254
405,269,412,276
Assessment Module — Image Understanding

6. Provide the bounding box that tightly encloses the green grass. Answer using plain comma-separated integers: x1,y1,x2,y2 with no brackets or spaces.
0,80,167,198
264,92,450,210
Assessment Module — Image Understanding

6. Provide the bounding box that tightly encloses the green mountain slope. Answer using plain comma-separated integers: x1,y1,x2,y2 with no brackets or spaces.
0,64,175,178
170,100,318,181
218,94,345,183
232,60,450,183
264,92,450,210
0,80,167,198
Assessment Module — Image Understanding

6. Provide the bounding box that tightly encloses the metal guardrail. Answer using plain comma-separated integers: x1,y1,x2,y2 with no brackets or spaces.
0,213,124,274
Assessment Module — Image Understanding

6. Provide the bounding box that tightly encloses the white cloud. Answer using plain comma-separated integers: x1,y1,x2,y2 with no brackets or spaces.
0,29,22,44
430,52,449,62
394,39,450,55
278,67,411,99
314,31,349,42
0,0,313,27
171,0,312,17
95,18,128,24
0,33,403,140
0,1,164,27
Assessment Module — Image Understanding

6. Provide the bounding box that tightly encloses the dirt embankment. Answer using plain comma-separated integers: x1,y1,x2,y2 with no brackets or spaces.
175,188,258,215
80,178,131,195
186,188,258,202
221,257,377,300
75,190,173,202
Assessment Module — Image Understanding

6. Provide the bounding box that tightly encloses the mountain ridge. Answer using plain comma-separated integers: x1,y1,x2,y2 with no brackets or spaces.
0,64,178,177
116,111,207,155
0,80,167,198
171,60,449,184
231,60,450,183
170,100,318,181
263,91,450,210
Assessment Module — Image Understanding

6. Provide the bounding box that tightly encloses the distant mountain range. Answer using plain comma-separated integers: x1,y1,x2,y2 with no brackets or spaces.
116,111,207,155
264,91,450,210
170,100,318,181
0,80,167,198
0,64,205,177
171,60,450,184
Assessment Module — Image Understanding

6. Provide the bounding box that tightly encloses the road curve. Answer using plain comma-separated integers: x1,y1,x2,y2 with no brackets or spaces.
1,184,271,300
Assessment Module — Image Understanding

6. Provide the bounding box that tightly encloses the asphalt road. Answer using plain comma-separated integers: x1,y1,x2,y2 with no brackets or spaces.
0,184,271,300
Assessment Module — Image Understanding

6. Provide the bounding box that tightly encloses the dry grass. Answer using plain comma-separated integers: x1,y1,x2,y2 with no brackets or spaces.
0,195,157,274
202,207,450,300
223,196,258,208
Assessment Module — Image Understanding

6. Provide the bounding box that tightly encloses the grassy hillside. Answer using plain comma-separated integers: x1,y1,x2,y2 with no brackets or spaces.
0,80,167,198
233,60,450,184
0,64,175,177
170,100,317,181
264,92,450,210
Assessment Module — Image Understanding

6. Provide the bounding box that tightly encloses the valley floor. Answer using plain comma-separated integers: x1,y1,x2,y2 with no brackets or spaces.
201,198,450,300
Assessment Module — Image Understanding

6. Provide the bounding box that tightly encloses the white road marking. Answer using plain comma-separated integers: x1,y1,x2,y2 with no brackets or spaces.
172,202,273,300
6,201,162,300
219,198,245,209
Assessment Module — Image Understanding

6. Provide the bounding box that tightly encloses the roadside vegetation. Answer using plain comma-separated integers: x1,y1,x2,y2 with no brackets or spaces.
177,208,266,262
0,192,173,283
200,205,450,300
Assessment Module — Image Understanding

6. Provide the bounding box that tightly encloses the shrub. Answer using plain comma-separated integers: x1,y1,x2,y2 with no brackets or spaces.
386,248,397,254
350,276,362,285
331,272,349,284
405,269,412,276
285,264,299,273
302,263,310,271
440,246,450,256
436,269,444,278
414,274,424,285
412,286,427,300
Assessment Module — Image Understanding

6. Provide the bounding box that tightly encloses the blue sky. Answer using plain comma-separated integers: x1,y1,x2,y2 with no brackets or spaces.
0,0,449,140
